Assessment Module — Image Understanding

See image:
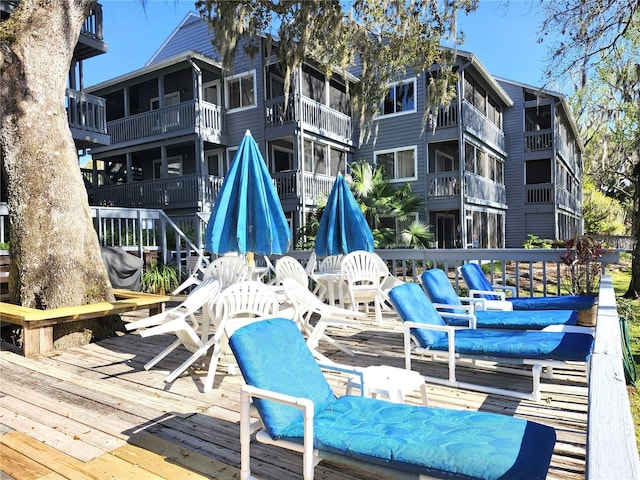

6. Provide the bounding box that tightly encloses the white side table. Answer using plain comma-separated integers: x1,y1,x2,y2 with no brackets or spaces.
346,365,429,406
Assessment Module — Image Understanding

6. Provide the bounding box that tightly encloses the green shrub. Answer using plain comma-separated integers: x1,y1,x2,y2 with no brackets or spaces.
142,261,179,295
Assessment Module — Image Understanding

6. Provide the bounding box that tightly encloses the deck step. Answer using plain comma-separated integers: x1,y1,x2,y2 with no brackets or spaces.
0,431,239,480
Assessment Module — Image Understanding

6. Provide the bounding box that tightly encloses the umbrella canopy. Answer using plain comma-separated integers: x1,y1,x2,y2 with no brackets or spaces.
205,130,291,256
314,173,374,256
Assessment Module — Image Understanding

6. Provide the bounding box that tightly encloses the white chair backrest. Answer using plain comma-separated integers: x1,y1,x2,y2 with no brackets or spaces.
341,251,381,286
275,256,309,287
180,276,222,313
282,278,323,318
304,252,318,275
317,254,343,272
211,280,279,325
204,256,248,287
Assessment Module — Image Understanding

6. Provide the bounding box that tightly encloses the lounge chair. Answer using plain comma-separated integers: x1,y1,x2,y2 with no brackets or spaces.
460,262,595,312
389,282,594,401
228,317,557,480
421,269,579,329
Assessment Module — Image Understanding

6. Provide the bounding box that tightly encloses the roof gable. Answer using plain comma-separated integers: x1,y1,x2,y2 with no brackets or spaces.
147,12,220,66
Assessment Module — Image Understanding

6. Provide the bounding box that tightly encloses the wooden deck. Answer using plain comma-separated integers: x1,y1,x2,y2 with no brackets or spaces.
0,305,590,480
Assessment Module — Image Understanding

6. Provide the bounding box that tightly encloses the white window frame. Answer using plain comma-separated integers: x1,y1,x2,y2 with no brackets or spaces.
270,145,294,172
225,70,257,112
150,91,180,110
203,80,221,105
206,149,226,177
433,149,455,173
374,146,418,182
378,77,417,118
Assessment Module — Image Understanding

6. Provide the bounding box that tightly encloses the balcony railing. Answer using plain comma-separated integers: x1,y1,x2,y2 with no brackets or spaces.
66,89,107,135
272,170,335,205
428,172,460,197
461,101,505,152
86,171,335,210
265,95,353,144
526,183,553,204
106,100,225,146
525,129,553,152
464,173,507,204
81,3,103,41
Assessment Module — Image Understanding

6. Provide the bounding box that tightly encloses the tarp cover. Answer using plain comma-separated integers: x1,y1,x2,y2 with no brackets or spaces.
101,247,143,291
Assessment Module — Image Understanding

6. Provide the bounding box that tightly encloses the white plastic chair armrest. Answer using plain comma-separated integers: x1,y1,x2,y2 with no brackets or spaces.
469,288,508,301
125,309,174,330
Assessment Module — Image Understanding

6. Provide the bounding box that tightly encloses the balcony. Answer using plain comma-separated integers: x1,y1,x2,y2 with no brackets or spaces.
428,172,460,198
95,100,226,152
66,89,110,149
86,170,334,210
461,101,505,152
525,129,553,152
464,173,507,205
74,3,107,60
265,95,353,145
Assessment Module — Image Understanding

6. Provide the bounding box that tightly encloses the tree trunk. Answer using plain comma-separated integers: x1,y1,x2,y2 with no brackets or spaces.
0,0,114,309
624,158,640,299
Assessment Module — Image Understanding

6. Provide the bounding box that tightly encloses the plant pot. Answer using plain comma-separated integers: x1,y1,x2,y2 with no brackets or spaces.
576,297,598,327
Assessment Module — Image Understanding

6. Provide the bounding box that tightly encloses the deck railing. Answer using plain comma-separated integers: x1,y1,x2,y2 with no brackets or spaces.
265,95,352,143
81,3,103,41
525,129,554,152
106,100,224,145
66,89,108,135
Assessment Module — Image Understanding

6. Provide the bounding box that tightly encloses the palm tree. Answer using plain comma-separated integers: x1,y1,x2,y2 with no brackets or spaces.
347,161,428,248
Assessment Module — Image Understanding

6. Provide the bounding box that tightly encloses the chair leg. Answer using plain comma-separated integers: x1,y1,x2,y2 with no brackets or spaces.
203,334,225,393
144,339,182,370
164,346,209,384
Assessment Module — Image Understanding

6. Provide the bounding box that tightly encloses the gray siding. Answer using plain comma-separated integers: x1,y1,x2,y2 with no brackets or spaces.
499,80,527,247
148,14,219,65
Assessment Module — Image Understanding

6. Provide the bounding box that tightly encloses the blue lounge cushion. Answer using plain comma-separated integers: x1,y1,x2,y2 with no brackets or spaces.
388,282,448,346
389,284,593,361
460,263,500,300
508,295,595,311
460,263,596,311
229,318,336,439
421,270,578,329
431,329,593,361
229,318,557,480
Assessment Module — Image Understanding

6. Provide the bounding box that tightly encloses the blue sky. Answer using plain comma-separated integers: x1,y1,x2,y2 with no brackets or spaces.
86,0,555,91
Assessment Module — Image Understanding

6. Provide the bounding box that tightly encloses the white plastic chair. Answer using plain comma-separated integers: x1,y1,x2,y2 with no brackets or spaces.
203,255,248,287
274,256,309,287
311,254,344,302
339,251,384,325
125,277,222,384
372,253,405,310
171,250,210,294
203,280,279,392
281,278,364,362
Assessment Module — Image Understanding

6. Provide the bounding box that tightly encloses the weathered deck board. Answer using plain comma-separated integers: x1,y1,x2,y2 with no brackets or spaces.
0,308,590,480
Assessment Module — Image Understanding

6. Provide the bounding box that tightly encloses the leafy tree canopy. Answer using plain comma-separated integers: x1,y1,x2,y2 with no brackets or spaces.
196,0,478,135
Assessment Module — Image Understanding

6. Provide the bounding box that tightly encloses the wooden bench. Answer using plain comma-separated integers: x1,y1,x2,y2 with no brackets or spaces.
0,289,169,357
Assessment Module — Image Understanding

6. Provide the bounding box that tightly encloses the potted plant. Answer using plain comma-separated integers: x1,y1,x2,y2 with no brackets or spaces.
560,234,605,326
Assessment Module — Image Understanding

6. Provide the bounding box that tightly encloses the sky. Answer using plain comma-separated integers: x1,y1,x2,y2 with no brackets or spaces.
85,0,556,91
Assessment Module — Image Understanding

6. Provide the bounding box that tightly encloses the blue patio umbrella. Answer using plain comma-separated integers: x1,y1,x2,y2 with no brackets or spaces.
314,173,374,256
205,130,291,256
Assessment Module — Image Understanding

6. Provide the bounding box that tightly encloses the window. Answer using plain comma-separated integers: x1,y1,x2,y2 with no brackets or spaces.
303,139,328,175
153,156,182,179
330,148,346,176
207,150,226,177
375,146,417,181
150,92,180,110
381,78,416,116
225,70,256,111
271,145,293,172
526,159,552,184
432,150,455,173
203,81,221,104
